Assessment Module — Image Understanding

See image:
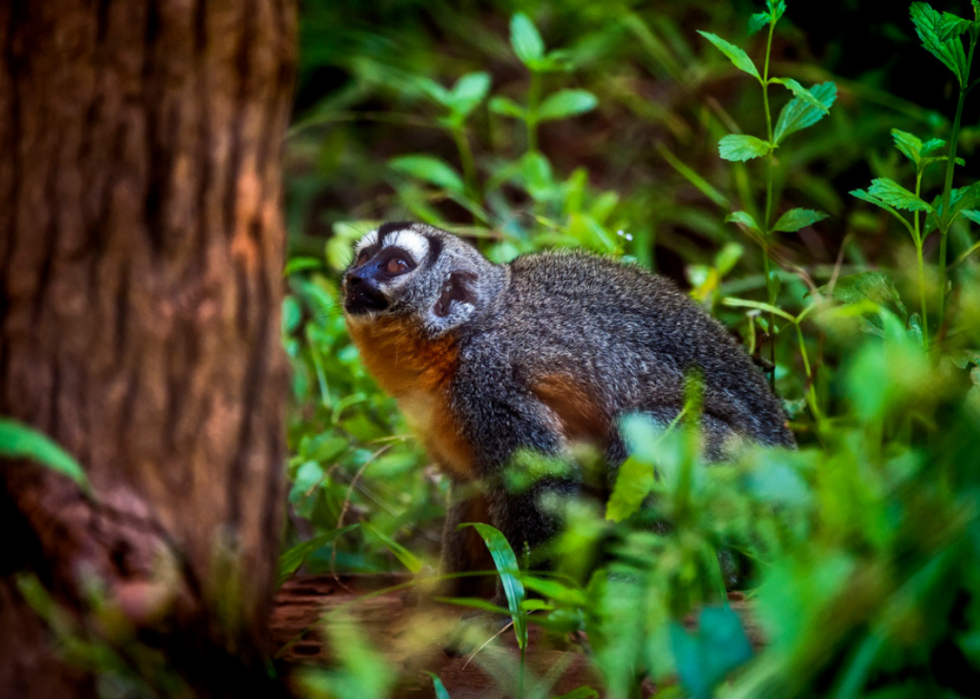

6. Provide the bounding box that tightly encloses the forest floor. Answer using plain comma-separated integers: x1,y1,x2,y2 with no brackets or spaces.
270,575,763,698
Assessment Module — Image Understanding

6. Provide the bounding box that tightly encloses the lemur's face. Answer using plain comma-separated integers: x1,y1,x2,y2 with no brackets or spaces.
342,223,483,337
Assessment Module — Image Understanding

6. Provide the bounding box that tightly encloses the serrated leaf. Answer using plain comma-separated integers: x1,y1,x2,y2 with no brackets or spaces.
448,72,491,118
511,13,545,66
961,209,980,224
462,523,528,650
489,95,527,120
718,134,772,162
829,271,907,320
697,31,760,79
748,13,770,35
938,12,973,40
911,2,967,86
0,418,89,490
774,82,837,143
390,155,464,193
891,128,924,166
537,89,598,121
725,211,761,232
773,208,829,233
851,189,902,217
772,78,831,116
868,178,933,212
922,137,948,156
768,0,787,22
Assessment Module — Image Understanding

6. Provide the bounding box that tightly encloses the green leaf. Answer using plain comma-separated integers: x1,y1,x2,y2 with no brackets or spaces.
910,2,967,86
390,155,464,193
773,208,829,233
461,523,528,650
425,673,452,699
867,178,933,212
718,134,772,162
922,137,948,156
768,0,787,22
938,11,973,41
448,72,491,118
891,128,924,166
365,525,423,574
670,606,754,699
829,271,907,320
489,95,527,120
774,82,837,143
772,78,831,116
725,211,761,232
748,13,770,36
0,418,88,490
510,13,545,66
606,455,655,522
961,209,980,225
537,89,598,121
277,525,358,586
948,181,980,221
415,77,451,106
696,31,760,79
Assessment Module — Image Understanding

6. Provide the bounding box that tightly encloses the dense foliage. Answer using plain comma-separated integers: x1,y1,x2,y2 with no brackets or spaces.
277,1,980,697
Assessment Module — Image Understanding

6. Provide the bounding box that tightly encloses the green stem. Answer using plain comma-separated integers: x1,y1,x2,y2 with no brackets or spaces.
938,36,976,330
914,172,929,347
795,322,822,422
451,125,479,200
761,18,777,388
527,71,541,153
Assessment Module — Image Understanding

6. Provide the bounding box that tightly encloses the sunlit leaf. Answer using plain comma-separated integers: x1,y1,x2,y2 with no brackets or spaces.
774,81,837,143
489,95,527,120
748,13,770,36
461,523,528,649
718,134,772,162
773,208,829,233
697,31,760,79
868,178,933,212
448,72,491,118
537,89,598,121
511,13,545,66
725,211,761,232
772,78,831,116
0,418,88,490
390,155,464,193
910,2,967,85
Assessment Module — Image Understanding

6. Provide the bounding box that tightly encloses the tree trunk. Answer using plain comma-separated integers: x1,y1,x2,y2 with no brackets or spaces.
0,0,295,695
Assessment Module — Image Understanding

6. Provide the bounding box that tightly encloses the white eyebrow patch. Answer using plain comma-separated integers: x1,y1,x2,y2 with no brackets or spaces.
354,229,379,255
384,229,430,264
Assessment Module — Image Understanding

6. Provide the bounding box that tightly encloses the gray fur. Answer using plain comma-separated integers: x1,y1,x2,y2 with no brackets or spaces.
343,223,794,595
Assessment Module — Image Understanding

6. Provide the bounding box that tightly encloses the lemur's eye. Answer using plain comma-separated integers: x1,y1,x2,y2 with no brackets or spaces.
385,256,411,275
355,250,371,267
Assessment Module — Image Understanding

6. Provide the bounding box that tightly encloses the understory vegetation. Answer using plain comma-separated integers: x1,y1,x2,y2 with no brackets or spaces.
278,1,980,697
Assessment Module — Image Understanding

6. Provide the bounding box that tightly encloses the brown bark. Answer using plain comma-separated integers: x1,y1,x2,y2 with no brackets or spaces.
0,0,296,695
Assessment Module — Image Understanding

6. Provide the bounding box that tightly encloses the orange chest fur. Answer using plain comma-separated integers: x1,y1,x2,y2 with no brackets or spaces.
347,318,475,479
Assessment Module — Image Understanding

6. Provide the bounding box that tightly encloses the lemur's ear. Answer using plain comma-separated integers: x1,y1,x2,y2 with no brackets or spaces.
433,271,477,318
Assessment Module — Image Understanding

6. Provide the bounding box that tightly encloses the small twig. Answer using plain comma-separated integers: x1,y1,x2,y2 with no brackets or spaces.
462,619,515,670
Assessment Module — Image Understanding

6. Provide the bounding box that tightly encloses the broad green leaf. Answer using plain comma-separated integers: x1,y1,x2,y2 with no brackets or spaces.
768,0,787,22
922,137,948,156
462,523,528,650
948,181,980,221
891,128,924,166
537,89,598,121
867,178,933,212
910,2,967,86
0,418,88,490
415,77,451,106
774,82,837,143
511,13,545,66
489,95,527,120
938,11,973,40
425,673,451,699
696,31,760,79
365,525,423,574
748,13,770,36
718,134,772,162
606,455,655,522
773,208,829,233
448,72,491,118
390,155,464,193
670,605,754,699
961,209,980,225
725,211,761,232
772,78,831,116
715,242,744,276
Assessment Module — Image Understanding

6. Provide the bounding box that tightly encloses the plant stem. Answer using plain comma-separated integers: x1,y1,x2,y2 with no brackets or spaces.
795,322,822,422
938,36,976,331
527,71,541,153
914,172,929,347
452,125,479,199
761,18,777,387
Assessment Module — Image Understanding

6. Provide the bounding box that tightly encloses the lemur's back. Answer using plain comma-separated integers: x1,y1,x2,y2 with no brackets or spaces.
462,251,794,449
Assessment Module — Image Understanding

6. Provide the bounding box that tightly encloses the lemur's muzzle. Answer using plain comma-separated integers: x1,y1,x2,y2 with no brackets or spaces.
343,267,390,314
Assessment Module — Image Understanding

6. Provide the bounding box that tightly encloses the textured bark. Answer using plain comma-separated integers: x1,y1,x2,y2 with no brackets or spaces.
0,0,295,695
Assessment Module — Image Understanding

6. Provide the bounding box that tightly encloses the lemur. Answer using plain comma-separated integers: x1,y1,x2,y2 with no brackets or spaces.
341,222,794,598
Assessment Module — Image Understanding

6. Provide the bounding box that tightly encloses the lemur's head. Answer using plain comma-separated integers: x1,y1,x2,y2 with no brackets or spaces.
342,222,506,337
